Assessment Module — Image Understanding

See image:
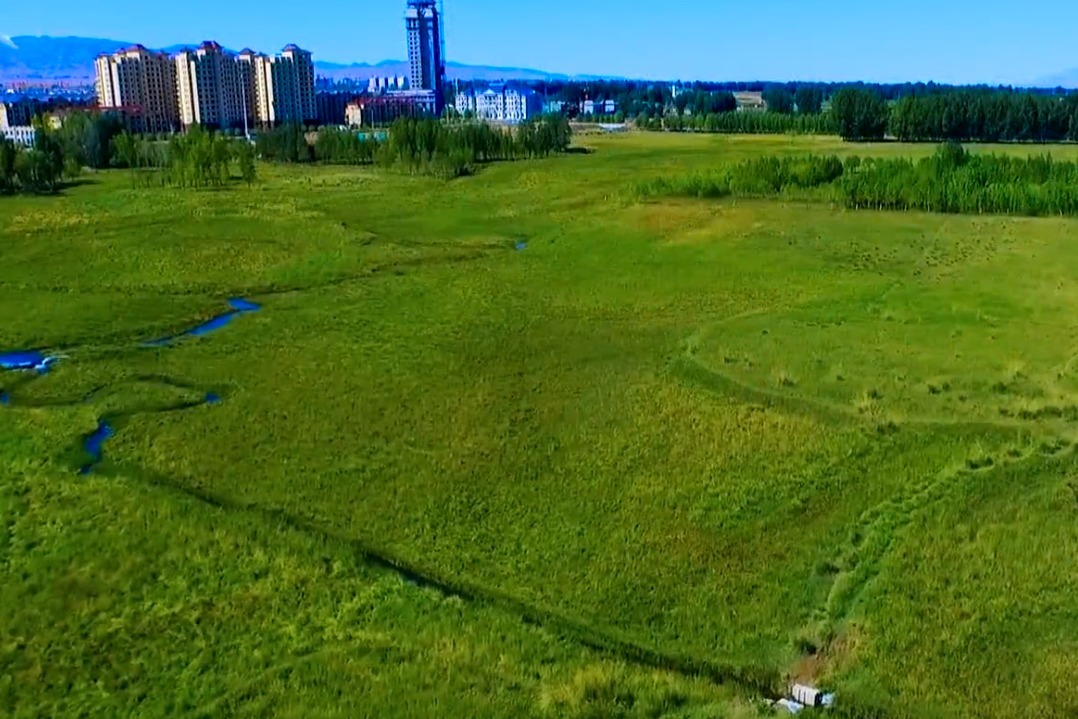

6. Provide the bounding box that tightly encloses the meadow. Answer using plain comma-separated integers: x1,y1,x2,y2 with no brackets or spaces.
2,132,1077,718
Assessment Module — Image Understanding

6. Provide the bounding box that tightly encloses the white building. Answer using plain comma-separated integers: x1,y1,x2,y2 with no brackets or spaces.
246,45,317,127
0,99,40,131
368,76,410,94
454,91,476,115
582,99,617,116
1,126,36,146
95,45,178,133
456,84,542,122
175,41,247,130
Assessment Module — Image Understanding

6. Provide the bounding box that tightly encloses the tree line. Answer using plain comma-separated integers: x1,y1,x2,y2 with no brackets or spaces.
258,115,573,178
0,123,71,195
635,143,1078,217
638,111,836,135
529,79,1073,111
114,125,257,189
535,78,1078,143
830,87,1078,143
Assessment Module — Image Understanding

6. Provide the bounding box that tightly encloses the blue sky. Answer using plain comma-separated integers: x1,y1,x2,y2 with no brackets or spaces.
4,0,1078,84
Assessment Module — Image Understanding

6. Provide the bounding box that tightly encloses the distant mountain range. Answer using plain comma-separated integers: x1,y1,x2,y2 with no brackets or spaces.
0,35,605,84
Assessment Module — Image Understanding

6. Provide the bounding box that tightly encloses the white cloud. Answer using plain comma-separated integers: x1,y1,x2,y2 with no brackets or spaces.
0,36,18,49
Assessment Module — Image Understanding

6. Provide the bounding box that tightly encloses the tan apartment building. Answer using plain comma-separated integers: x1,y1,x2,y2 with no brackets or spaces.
93,40,315,133
247,45,316,127
94,45,179,133
175,41,249,130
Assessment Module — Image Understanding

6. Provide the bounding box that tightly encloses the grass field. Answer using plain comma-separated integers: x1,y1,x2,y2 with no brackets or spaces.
3,133,1078,718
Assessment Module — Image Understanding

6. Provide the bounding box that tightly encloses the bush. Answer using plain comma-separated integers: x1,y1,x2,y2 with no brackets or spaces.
637,143,1078,218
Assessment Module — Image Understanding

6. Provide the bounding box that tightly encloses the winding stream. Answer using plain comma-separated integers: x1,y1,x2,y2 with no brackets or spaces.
2,297,261,473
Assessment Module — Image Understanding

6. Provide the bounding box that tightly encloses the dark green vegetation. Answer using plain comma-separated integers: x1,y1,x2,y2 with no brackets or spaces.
638,112,836,135
638,142,1078,216
117,126,258,188
0,126,67,194
0,120,258,194
551,78,1078,143
829,88,1078,143
3,133,1078,718
891,91,1078,143
259,116,572,178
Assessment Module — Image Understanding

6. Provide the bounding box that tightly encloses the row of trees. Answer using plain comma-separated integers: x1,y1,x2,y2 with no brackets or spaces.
636,143,1078,217
113,126,256,188
639,111,837,135
526,79,1076,121
54,112,127,170
829,88,1078,143
259,116,573,178
890,92,1078,142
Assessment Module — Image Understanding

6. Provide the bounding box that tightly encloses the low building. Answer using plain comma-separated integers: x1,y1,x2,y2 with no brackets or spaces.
457,84,542,122
503,86,542,122
347,90,437,127
582,99,617,116
316,91,354,126
734,92,766,112
1,126,36,146
454,91,476,115
0,98,40,130
367,76,410,94
345,101,363,128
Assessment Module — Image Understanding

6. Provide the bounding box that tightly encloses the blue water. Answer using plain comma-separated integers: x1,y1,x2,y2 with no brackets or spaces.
226,298,261,312
3,297,257,473
144,297,261,347
515,241,528,251
78,420,114,475
0,350,47,370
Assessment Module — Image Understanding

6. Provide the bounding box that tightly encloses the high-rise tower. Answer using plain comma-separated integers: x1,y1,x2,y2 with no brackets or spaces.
405,0,446,113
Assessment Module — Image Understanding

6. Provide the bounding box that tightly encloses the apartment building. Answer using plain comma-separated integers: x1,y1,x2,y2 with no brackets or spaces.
93,40,316,133
94,45,178,133
175,41,248,130
406,0,446,113
248,45,317,127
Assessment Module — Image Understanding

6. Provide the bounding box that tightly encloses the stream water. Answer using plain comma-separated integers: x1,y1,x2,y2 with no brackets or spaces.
2,298,261,473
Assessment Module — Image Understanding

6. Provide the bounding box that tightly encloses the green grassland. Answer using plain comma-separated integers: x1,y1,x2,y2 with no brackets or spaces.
3,133,1078,718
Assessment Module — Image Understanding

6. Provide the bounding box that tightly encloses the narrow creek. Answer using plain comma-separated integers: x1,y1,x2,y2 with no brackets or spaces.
1,298,260,473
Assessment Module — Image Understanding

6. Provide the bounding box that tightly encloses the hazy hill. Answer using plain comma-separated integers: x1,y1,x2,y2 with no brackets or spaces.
0,35,601,84
1033,69,1078,89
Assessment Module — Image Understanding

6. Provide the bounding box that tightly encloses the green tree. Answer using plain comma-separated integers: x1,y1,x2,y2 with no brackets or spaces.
795,86,823,114
763,88,795,114
0,137,16,194
831,88,889,141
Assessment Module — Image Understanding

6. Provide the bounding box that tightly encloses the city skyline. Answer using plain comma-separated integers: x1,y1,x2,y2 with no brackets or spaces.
6,0,1078,85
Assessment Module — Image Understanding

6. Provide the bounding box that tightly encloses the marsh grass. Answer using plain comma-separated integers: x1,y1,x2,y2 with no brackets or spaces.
3,133,1078,718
